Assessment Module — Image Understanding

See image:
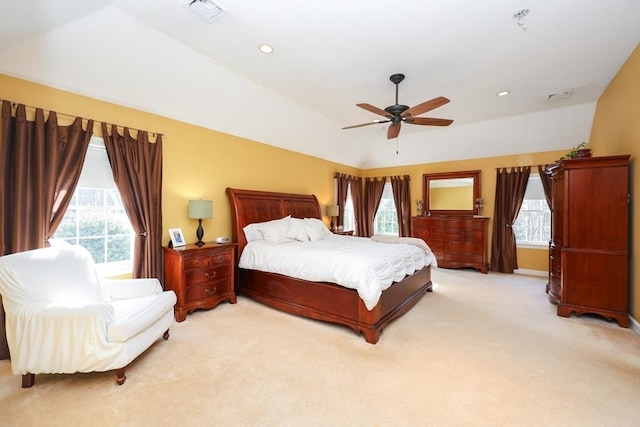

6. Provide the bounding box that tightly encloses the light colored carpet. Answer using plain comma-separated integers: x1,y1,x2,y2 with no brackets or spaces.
1,268,639,427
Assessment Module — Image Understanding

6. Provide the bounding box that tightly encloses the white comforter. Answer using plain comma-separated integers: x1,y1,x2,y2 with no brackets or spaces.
239,235,437,310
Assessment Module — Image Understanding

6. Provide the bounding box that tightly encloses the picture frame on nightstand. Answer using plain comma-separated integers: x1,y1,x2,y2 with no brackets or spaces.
168,228,186,248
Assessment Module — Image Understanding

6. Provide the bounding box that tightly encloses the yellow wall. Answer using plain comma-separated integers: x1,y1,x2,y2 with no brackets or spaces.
0,74,360,244
589,43,640,318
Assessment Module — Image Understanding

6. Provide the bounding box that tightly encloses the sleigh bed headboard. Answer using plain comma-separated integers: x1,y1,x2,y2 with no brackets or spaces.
226,188,322,256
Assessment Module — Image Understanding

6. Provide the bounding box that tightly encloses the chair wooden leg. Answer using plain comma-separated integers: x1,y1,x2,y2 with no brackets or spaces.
163,329,170,340
22,373,35,388
115,368,126,385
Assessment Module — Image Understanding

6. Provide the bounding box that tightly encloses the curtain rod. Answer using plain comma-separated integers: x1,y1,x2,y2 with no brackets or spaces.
0,98,165,138
495,164,551,170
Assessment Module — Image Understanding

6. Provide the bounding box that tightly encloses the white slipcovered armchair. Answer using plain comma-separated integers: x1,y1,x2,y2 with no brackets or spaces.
0,245,177,388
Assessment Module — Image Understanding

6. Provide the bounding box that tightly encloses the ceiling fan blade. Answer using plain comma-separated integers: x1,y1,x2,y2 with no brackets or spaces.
342,120,390,130
402,96,450,118
404,117,454,126
357,103,392,118
387,122,401,139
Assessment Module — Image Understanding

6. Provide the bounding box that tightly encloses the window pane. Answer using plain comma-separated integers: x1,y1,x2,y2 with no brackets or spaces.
80,237,105,263
79,209,106,236
78,188,103,207
107,209,132,235
343,184,355,232
374,183,398,235
55,210,77,238
514,176,551,244
108,235,131,263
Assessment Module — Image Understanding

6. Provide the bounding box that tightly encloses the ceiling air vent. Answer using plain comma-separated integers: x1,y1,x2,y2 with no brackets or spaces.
186,0,226,23
547,89,573,101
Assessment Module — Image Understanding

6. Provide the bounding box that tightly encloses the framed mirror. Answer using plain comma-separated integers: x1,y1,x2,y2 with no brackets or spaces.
422,170,481,216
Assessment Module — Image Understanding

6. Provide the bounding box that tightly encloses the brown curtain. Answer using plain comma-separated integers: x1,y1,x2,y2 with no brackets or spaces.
363,177,386,237
102,124,163,282
538,164,552,209
1,100,92,360
391,175,411,236
490,166,531,273
1,101,92,254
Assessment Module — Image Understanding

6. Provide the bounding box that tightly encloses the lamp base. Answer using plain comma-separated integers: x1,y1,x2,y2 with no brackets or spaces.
195,219,205,246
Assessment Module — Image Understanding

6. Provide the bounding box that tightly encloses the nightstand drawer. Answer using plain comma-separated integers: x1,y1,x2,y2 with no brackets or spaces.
186,265,231,287
184,253,231,270
185,277,232,304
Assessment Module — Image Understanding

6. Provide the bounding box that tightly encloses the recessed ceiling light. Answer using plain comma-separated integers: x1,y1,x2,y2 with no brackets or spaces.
497,90,510,97
259,44,274,54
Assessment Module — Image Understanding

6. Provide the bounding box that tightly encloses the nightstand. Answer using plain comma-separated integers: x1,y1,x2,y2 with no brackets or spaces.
163,242,237,322
332,230,354,236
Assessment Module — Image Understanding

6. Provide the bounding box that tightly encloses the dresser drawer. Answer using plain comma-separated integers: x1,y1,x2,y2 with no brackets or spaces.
446,241,483,255
186,265,231,287
447,218,485,230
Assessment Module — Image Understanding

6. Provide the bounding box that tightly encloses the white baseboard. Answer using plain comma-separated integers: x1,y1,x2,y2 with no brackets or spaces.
514,268,547,278
630,315,640,337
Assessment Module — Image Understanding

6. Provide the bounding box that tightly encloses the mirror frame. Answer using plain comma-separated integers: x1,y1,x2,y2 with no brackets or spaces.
422,170,481,216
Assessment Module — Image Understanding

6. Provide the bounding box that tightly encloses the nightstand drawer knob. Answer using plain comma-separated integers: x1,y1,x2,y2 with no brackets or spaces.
205,271,217,279
205,287,217,295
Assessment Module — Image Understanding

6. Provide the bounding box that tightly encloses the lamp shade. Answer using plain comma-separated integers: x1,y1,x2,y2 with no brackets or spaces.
325,205,339,217
188,200,213,219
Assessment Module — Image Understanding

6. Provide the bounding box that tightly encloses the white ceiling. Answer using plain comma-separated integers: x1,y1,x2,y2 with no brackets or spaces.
0,0,638,169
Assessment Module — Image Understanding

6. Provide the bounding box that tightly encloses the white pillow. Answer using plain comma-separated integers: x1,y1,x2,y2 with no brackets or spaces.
303,217,332,242
243,216,291,243
286,217,309,242
257,216,294,244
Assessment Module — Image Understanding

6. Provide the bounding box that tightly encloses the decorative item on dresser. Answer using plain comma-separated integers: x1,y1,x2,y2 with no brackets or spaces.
412,215,489,273
545,155,630,327
413,169,489,273
163,242,237,322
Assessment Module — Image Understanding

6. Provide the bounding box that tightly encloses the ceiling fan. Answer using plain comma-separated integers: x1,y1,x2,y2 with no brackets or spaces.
343,73,453,139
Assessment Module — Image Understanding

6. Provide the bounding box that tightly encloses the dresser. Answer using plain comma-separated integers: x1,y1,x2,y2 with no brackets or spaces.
163,242,237,322
546,155,630,327
412,215,489,273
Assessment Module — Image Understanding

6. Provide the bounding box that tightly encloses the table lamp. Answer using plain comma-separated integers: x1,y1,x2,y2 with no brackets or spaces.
325,204,339,231
188,199,213,246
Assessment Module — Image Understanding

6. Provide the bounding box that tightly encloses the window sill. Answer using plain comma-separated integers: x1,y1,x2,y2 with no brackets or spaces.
95,261,133,279
516,242,549,250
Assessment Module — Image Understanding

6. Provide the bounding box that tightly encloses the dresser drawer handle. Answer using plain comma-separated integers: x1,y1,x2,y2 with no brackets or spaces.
205,271,217,279
205,287,217,295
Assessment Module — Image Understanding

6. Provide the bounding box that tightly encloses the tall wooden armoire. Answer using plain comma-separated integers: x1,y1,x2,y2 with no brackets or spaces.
546,155,630,327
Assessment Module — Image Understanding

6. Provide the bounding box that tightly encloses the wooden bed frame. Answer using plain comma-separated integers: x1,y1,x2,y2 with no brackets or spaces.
226,188,432,344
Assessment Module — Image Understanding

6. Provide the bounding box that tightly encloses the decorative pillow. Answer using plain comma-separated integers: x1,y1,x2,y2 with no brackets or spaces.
243,216,291,243
303,217,332,242
256,216,294,244
286,217,309,242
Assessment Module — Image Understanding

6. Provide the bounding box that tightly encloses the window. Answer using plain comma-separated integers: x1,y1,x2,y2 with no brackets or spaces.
373,182,398,236
343,184,356,232
513,175,550,246
340,181,399,236
52,138,135,275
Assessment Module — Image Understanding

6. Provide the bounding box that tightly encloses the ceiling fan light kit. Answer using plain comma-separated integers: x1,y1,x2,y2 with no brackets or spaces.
343,73,453,139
